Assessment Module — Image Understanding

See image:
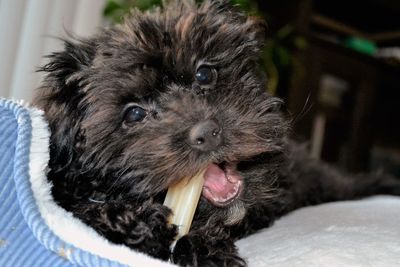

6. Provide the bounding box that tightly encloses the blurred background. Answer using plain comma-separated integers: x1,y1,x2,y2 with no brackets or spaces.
1,0,399,176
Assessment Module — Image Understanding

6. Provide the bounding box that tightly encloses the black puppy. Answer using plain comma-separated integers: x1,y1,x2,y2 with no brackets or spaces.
34,0,400,266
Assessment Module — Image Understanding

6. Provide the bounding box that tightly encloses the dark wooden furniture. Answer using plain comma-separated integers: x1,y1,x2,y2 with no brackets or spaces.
289,36,400,172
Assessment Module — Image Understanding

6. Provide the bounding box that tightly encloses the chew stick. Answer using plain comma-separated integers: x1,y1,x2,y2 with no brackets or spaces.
163,169,205,248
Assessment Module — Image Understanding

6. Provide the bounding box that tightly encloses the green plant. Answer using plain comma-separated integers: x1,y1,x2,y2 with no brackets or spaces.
104,0,163,23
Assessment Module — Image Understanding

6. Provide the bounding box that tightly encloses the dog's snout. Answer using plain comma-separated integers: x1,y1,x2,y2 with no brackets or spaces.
189,119,222,151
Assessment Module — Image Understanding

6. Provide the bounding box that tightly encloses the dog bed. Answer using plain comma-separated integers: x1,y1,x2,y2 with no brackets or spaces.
0,98,399,267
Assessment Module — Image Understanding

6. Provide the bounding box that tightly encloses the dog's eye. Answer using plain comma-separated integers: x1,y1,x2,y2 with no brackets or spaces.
123,106,147,124
195,66,216,85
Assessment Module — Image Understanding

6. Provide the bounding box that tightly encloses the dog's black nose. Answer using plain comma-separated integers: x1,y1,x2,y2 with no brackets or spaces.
189,119,222,151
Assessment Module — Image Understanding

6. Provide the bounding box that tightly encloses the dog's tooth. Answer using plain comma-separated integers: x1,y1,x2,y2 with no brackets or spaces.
163,169,205,249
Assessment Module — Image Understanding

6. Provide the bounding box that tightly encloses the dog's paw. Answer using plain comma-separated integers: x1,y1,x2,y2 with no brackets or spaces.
80,201,176,260
172,234,246,267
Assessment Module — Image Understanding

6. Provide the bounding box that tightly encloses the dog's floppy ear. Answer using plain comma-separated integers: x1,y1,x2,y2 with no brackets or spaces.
37,38,96,99
34,38,96,173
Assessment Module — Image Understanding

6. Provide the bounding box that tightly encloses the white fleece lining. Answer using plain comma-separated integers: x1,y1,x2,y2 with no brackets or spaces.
27,107,175,267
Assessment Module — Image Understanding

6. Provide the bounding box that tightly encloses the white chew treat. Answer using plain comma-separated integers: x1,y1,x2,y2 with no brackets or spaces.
163,170,205,247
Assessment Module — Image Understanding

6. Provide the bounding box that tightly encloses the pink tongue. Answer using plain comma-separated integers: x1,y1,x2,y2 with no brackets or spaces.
202,163,240,204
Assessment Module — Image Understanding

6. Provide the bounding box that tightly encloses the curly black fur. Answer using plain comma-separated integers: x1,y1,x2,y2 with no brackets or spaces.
33,0,400,266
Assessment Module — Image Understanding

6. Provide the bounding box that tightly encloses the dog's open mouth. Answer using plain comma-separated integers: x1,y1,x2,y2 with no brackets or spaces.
202,162,243,207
